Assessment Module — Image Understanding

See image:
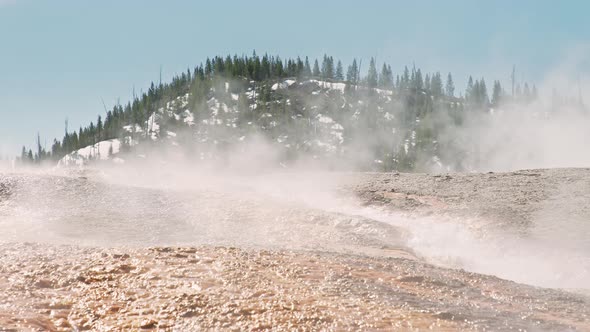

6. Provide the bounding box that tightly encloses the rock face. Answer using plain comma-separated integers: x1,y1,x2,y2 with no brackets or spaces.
0,168,590,331
1,243,589,331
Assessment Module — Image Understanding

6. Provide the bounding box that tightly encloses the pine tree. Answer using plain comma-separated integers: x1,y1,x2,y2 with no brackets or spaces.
472,80,481,104
367,57,378,89
431,72,443,98
205,58,213,77
480,78,489,106
253,52,262,80
321,55,334,80
413,69,423,90
304,57,312,78
424,74,431,92
214,55,225,76
335,60,344,80
329,56,334,79
388,65,394,89
346,59,358,84
445,73,455,97
224,55,232,76
36,133,43,163
312,59,320,77
274,56,284,78
402,66,410,90
296,57,304,78
261,54,270,79
466,76,474,102
491,80,502,106
97,115,103,142
379,63,393,88
473,78,489,107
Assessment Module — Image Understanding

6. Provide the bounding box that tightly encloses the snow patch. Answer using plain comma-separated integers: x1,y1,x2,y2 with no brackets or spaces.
183,110,195,125
317,114,334,124
271,79,297,91
58,139,122,167
147,113,160,140
309,80,346,93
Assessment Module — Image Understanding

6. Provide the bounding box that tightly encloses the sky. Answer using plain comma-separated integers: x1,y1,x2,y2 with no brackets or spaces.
0,0,589,157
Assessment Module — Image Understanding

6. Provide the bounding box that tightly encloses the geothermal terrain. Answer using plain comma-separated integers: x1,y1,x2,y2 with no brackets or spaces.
0,168,589,331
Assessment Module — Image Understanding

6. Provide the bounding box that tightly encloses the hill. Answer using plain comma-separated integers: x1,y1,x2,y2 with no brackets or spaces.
18,53,587,172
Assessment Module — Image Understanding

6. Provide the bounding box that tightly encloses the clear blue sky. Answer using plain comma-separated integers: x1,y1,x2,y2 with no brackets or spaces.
1,0,588,157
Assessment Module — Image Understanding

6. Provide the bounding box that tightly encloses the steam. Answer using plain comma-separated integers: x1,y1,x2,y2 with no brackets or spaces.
2,55,590,293
449,103,590,171
3,156,590,291
451,47,590,172
0,164,404,260
236,70,589,173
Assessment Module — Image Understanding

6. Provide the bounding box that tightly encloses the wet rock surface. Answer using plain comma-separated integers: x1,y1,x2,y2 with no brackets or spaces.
352,168,590,231
1,169,590,331
0,243,588,331
0,172,409,256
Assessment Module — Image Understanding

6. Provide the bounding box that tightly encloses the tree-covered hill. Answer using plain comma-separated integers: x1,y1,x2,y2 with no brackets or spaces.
19,52,585,172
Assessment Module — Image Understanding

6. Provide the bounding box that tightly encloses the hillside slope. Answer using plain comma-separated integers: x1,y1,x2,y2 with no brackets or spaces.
57,78,460,172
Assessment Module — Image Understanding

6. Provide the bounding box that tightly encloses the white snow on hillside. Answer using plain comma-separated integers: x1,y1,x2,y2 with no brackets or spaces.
183,110,195,125
271,79,296,91
375,88,394,96
147,113,160,140
309,80,347,93
57,77,403,168
123,124,143,133
269,79,355,94
317,114,334,124
58,139,122,167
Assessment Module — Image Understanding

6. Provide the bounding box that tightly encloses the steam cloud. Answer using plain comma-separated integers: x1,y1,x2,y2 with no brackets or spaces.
2,53,590,292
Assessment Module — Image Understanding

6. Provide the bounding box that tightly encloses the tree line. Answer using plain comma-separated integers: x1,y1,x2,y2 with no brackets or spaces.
20,51,543,166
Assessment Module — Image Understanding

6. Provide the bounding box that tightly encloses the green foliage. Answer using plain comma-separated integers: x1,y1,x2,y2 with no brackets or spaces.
346,59,359,85
22,52,546,171
312,59,320,77
379,64,393,89
492,80,503,106
335,61,344,81
367,58,378,89
321,54,334,80
445,73,455,97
